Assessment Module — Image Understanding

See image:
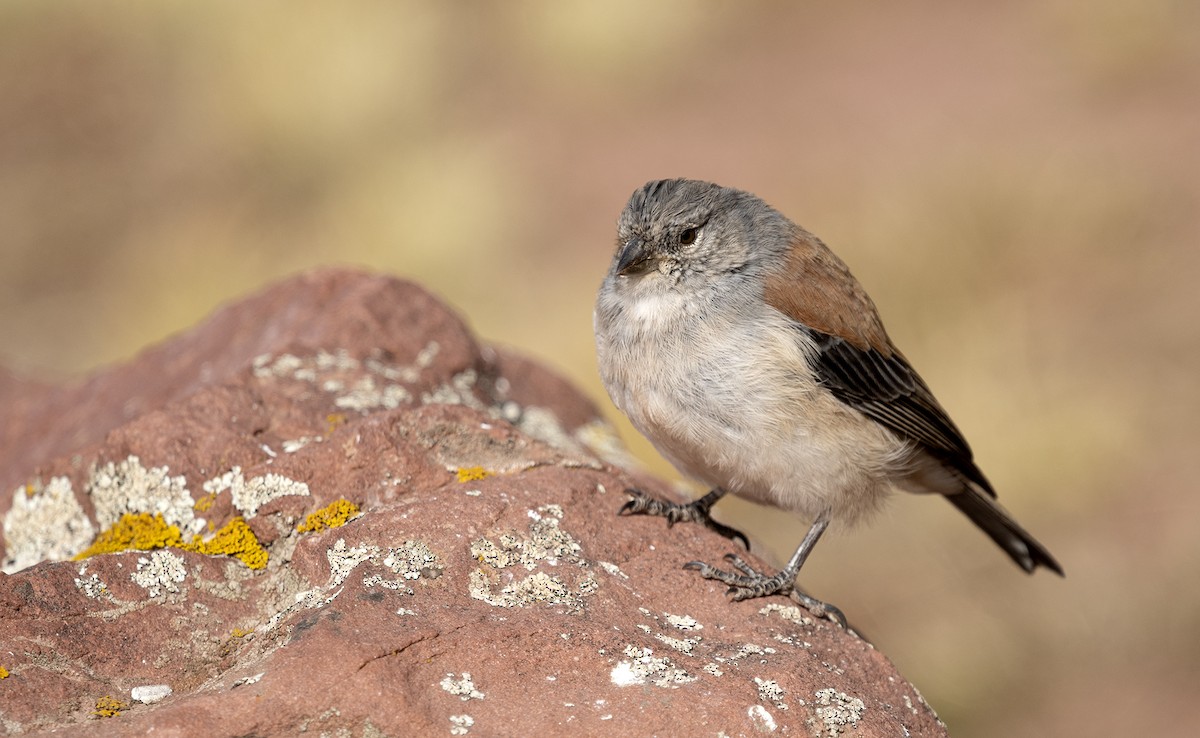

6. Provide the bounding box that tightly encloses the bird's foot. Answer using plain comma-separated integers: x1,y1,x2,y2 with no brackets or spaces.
619,488,749,549
683,553,793,599
683,553,847,628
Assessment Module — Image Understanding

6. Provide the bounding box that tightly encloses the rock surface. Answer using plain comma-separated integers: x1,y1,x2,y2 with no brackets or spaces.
0,268,947,737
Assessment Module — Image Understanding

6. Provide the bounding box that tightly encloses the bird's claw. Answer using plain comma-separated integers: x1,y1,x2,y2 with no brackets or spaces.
683,555,792,600
617,491,648,516
617,488,749,549
682,555,847,628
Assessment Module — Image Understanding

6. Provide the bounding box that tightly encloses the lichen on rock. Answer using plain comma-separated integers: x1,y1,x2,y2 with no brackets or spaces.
0,269,947,737
297,499,361,533
74,512,269,570
88,456,201,535
2,476,94,573
204,467,310,519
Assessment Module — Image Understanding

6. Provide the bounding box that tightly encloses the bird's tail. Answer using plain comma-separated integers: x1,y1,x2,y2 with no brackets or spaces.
946,487,1063,575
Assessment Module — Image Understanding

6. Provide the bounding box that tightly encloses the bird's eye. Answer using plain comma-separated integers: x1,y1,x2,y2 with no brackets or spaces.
679,227,699,245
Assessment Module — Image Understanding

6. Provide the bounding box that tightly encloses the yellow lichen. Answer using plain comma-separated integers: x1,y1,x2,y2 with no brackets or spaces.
73,513,183,560
193,492,216,512
456,466,491,483
73,513,268,570
0,665,9,679
93,695,127,717
230,627,252,639
326,413,347,434
191,517,268,570
297,499,361,533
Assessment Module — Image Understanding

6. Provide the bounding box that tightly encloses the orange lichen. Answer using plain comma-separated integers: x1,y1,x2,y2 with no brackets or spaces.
73,513,268,570
456,466,491,483
93,695,127,717
297,499,361,533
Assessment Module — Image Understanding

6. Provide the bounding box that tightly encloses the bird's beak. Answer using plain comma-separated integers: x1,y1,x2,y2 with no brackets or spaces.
615,238,656,276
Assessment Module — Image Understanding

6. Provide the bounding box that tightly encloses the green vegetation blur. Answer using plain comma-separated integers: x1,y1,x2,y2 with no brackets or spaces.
2,2,1198,736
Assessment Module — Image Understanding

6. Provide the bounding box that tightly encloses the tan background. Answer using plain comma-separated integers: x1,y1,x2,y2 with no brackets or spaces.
2,2,1197,735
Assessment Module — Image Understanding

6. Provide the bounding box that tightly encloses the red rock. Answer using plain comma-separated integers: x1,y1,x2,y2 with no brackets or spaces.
0,268,947,736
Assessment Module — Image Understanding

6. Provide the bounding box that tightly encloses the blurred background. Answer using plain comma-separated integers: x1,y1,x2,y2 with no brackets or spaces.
2,1,1197,735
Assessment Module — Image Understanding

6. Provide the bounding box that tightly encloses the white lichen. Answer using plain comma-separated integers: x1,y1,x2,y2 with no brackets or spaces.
334,375,412,411
654,633,699,654
131,549,188,598
254,347,614,474
469,505,581,571
364,357,419,384
469,570,581,608
664,613,703,631
314,349,359,372
326,539,380,587
729,643,775,662
773,633,812,648
577,571,598,595
74,562,111,600
610,646,696,688
2,477,95,573
449,714,475,735
88,457,201,535
440,673,484,701
321,538,444,596
755,678,788,710
421,369,486,409
383,540,442,580
361,574,412,593
759,602,814,627
415,341,439,368
254,349,425,413
204,467,310,519
812,688,865,737
75,573,110,599
253,352,303,378
467,506,592,608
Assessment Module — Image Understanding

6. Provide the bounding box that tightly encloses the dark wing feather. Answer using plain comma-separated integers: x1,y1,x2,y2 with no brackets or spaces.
806,329,995,496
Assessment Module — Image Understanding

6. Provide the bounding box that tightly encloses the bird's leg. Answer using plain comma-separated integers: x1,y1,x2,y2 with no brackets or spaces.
619,487,749,549
684,510,846,627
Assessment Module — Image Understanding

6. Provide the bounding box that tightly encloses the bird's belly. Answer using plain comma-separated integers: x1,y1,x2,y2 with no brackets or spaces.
610,324,906,524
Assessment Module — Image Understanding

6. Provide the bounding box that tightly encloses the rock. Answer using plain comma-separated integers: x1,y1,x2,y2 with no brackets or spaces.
0,267,947,736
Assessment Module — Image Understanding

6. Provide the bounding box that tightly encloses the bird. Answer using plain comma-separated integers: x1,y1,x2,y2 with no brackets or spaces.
593,178,1062,623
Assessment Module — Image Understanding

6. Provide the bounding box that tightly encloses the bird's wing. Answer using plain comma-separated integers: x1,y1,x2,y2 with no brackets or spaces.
762,229,992,495
762,230,892,354
805,330,995,496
